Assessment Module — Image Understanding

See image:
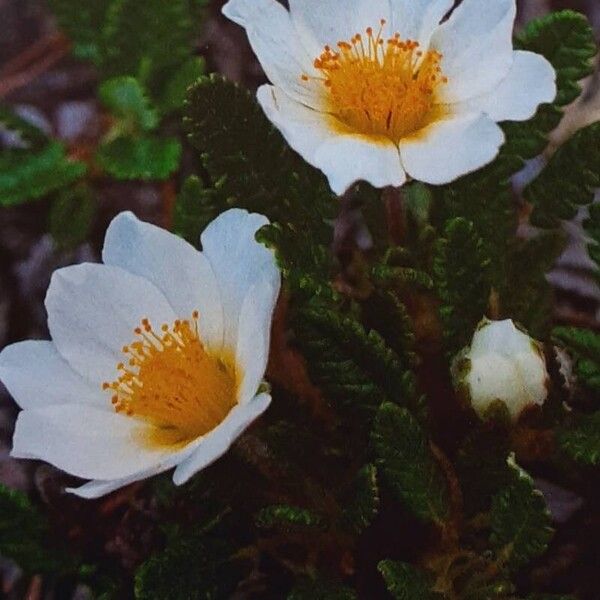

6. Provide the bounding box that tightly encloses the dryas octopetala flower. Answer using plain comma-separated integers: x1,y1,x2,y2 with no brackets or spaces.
452,318,549,421
0,209,280,498
222,0,556,195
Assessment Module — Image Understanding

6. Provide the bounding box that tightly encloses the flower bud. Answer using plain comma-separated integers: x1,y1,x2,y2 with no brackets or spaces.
452,319,549,421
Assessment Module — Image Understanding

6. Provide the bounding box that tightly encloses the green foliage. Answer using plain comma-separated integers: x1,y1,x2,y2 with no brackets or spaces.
96,136,181,180
558,411,600,466
0,142,86,207
378,560,439,600
255,504,323,531
490,463,553,572
288,579,357,600
159,57,206,115
526,123,600,228
48,0,111,62
0,484,72,574
99,77,158,132
372,403,449,526
553,327,600,392
342,464,380,534
294,303,419,418
49,184,96,250
0,105,47,148
433,218,492,355
134,531,242,600
502,232,566,338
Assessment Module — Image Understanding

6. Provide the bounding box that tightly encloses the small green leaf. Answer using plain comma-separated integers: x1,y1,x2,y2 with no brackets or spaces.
372,403,449,525
172,175,219,244
99,76,158,132
288,578,357,600
96,135,181,180
159,57,205,114
342,464,380,534
255,504,323,531
0,142,86,206
378,560,439,600
490,461,553,572
553,327,600,392
558,411,600,466
49,184,96,250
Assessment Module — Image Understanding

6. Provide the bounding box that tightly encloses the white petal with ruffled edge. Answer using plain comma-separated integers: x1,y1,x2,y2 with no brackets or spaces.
200,209,279,351
389,0,454,50
102,212,224,352
400,113,505,185
0,341,107,409
457,51,556,122
46,263,176,384
172,393,272,485
222,0,322,109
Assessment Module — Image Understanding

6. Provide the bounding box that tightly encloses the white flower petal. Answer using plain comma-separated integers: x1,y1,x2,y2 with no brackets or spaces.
236,276,280,405
471,319,536,358
389,0,454,49
172,393,271,485
400,113,504,185
288,0,391,58
11,405,178,480
200,209,280,351
102,212,224,351
458,51,557,122
0,341,107,410
431,0,516,102
315,135,406,195
222,0,322,109
47,263,177,385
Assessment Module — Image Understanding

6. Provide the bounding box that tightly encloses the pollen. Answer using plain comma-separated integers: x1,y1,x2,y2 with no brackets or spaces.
304,20,448,143
103,312,237,448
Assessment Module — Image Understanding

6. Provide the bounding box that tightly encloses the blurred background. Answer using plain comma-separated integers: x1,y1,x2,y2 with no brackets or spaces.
0,0,599,596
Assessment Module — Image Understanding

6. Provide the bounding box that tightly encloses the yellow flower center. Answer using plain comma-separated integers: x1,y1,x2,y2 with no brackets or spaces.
303,20,448,143
103,312,237,448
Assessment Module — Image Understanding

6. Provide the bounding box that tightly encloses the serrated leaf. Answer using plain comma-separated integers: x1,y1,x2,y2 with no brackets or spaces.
96,135,181,180
159,57,205,114
552,327,600,392
558,411,600,466
0,484,73,574
526,123,600,228
433,218,492,354
288,578,357,600
99,76,158,132
342,464,380,534
0,142,86,206
172,175,219,244
372,403,449,525
255,504,323,531
49,184,96,250
378,560,439,600
134,532,242,600
490,462,553,572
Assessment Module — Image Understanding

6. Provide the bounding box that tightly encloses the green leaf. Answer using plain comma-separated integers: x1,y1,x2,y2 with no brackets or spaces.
490,461,553,572
159,57,205,114
342,464,380,534
0,484,73,574
96,135,181,180
134,532,242,600
288,578,357,600
433,218,492,355
49,184,96,250
525,123,600,228
172,175,219,244
553,327,600,392
377,560,439,600
48,0,111,62
0,142,86,206
99,76,158,132
255,504,323,531
372,403,449,525
295,304,420,418
558,411,600,466
101,0,194,82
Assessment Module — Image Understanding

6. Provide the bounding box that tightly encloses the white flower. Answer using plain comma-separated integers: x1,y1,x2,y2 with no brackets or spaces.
453,318,549,421
0,209,280,498
222,0,556,195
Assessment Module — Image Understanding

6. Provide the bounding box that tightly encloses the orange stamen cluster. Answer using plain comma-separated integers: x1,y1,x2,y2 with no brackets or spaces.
303,20,448,143
103,312,237,447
